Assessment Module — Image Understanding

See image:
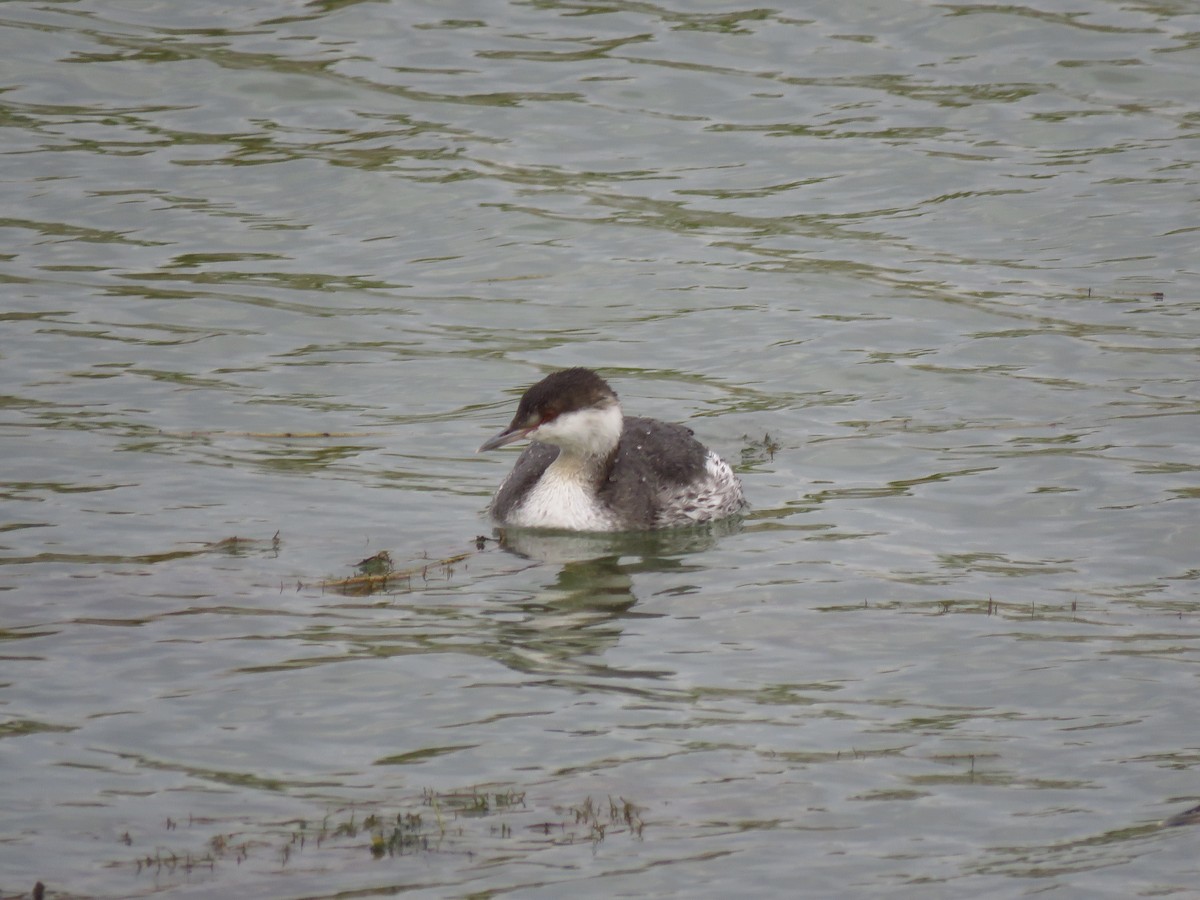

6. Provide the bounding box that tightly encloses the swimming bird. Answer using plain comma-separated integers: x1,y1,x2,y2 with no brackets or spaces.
478,368,746,531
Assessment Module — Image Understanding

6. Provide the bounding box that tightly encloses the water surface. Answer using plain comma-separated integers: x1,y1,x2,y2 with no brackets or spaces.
1,0,1198,897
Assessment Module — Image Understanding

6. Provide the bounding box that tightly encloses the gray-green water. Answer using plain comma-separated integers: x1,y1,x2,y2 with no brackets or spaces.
2,0,1198,897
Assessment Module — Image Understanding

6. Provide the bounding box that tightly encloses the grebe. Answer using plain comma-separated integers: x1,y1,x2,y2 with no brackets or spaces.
478,368,746,531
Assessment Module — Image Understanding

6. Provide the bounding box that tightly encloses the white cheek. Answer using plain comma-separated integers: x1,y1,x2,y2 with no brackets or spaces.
532,404,622,457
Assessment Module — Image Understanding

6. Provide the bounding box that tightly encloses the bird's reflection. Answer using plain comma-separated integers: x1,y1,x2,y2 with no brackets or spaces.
479,521,742,683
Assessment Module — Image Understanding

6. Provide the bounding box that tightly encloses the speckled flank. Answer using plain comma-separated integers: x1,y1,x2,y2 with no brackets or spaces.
652,451,746,528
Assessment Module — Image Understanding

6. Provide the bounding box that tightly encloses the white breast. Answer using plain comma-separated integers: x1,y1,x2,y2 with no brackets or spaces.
505,458,618,531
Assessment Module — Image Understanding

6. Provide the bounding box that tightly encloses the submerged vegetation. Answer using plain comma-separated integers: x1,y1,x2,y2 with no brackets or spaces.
119,787,645,885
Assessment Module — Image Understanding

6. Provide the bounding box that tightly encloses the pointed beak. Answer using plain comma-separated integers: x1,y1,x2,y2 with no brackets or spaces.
478,424,534,453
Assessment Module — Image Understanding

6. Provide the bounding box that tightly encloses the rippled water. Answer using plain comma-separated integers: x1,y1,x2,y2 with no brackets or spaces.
2,0,1198,897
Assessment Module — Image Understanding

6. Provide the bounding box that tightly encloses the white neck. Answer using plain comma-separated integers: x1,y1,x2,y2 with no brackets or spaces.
530,402,622,460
